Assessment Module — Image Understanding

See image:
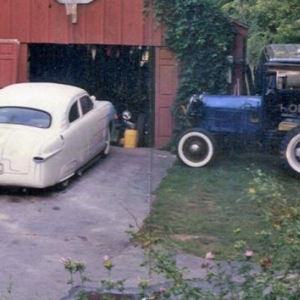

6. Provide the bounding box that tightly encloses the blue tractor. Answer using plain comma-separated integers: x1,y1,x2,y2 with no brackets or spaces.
177,44,300,177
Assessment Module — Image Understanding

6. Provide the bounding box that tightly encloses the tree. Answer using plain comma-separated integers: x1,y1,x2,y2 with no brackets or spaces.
218,0,300,67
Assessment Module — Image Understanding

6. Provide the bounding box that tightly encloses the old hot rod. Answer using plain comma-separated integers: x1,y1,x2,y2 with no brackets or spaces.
0,83,115,190
177,44,300,177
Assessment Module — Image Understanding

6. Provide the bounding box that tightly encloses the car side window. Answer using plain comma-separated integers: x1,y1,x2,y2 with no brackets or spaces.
69,101,80,123
80,96,94,115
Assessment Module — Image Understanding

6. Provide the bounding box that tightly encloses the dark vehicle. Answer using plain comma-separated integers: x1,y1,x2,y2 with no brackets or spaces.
177,44,300,177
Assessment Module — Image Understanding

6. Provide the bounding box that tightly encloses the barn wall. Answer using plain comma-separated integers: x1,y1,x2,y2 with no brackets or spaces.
0,0,164,46
0,1,247,148
0,40,19,88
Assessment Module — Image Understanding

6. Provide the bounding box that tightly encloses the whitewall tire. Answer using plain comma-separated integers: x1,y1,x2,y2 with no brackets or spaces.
177,129,215,168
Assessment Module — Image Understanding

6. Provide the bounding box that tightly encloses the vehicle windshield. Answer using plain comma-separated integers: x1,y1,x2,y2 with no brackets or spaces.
0,107,51,128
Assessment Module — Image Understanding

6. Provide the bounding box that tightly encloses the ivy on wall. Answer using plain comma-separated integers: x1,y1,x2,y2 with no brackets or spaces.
152,0,235,99
145,0,236,143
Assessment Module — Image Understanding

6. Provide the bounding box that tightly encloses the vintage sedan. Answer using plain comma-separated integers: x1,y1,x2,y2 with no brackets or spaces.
0,82,115,190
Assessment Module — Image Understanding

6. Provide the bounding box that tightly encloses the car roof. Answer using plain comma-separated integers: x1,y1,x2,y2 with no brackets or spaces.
0,82,87,113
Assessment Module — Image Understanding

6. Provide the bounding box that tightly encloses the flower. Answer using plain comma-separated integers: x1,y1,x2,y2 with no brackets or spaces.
60,257,68,264
102,255,113,270
138,278,150,289
244,250,254,259
60,258,76,272
103,255,109,261
205,252,215,260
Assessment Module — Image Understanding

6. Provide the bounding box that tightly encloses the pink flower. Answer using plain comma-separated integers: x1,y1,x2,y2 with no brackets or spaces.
102,255,113,270
60,257,68,263
103,255,109,261
244,250,254,259
160,287,166,293
205,252,215,260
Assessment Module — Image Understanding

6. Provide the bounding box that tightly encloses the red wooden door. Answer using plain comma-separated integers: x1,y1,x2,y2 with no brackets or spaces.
0,39,19,88
155,47,178,147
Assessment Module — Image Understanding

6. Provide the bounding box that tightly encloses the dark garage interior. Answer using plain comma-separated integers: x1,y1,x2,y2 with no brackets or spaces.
28,44,155,146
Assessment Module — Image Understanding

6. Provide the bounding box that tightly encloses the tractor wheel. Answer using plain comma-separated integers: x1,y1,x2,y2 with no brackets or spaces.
177,128,216,168
280,127,300,177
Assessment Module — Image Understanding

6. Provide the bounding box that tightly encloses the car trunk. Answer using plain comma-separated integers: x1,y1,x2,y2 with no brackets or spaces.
0,126,44,173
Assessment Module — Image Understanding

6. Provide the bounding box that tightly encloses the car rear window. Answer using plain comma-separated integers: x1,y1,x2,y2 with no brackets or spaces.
80,96,94,115
0,107,51,128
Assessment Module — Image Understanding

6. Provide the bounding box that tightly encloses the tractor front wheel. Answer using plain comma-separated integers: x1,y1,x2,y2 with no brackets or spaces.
280,127,300,176
177,129,216,168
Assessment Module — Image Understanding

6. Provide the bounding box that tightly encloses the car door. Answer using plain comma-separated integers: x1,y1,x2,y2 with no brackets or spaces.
59,99,89,179
79,95,106,160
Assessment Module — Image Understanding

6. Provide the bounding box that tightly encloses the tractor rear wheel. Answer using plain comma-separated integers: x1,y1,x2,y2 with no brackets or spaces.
280,127,300,177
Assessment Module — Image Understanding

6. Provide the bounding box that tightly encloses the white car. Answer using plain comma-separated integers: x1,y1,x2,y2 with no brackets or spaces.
0,82,115,190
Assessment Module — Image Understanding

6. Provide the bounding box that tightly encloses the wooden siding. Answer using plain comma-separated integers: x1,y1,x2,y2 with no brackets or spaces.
0,1,247,147
0,40,19,88
0,0,164,46
155,47,178,147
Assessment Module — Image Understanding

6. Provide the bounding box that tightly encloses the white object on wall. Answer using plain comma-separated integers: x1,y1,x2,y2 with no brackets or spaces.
56,0,95,24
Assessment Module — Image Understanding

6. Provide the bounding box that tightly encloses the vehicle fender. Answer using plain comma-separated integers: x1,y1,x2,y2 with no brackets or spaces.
33,135,65,162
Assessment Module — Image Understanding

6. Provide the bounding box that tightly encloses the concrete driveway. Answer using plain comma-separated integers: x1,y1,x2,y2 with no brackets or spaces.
0,147,175,300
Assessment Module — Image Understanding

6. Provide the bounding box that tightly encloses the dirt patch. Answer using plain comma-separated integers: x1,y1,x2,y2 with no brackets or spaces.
170,234,220,244
201,200,216,213
170,234,200,241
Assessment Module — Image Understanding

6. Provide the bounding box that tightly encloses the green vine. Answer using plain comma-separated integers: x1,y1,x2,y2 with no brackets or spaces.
152,0,235,98
146,0,236,145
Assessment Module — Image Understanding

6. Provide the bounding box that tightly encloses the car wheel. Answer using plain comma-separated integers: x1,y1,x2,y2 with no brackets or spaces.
280,127,300,176
177,128,216,168
55,178,70,191
102,126,111,157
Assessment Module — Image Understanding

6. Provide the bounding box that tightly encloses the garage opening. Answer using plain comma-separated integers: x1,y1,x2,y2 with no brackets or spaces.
28,44,155,147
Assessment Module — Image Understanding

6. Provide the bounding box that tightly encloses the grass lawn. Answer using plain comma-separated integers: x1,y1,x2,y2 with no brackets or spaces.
145,148,300,261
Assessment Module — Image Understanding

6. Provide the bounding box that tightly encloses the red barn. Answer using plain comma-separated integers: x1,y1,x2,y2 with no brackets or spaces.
0,0,247,147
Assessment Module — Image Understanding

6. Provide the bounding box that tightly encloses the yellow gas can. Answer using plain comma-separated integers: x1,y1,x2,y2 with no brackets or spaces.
124,129,138,148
